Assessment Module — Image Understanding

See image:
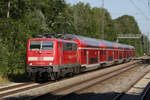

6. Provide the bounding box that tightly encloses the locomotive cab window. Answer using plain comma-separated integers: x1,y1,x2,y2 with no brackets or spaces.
30,41,41,50
42,41,53,50
30,41,53,50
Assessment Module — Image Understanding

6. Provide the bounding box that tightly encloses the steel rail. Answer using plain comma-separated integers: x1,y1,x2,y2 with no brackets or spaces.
0,81,53,98
0,82,34,92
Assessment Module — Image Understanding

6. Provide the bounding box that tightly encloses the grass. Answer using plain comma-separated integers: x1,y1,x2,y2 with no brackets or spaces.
0,76,10,84
0,69,30,84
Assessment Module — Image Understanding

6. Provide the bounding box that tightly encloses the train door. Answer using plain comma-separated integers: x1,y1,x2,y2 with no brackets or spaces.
87,51,89,64
127,51,129,58
114,50,118,60
100,50,104,62
113,50,115,60
122,50,124,58
104,50,107,61
58,42,62,65
124,50,127,59
119,51,122,59
81,49,87,65
108,50,113,61
98,50,100,63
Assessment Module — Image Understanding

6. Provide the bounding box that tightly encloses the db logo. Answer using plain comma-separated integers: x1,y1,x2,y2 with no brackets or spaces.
38,57,43,60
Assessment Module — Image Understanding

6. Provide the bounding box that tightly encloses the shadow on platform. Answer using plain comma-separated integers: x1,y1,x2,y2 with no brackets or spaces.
1,92,143,100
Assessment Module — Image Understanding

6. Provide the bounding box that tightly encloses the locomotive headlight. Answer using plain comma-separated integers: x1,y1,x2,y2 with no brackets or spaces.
49,63,52,65
29,63,32,66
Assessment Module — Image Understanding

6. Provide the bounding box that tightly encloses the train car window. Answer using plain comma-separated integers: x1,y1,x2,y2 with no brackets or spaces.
89,57,98,64
119,51,122,59
30,41,41,50
114,51,118,55
63,43,76,51
100,50,102,55
62,43,66,51
108,56,113,61
67,43,72,50
81,51,83,56
130,51,132,56
104,50,106,55
42,41,53,50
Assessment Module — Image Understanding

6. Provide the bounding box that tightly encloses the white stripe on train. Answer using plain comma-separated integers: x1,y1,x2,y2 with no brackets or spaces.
28,57,54,61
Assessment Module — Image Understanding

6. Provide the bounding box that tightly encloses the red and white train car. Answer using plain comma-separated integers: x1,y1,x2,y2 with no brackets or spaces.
26,34,135,80
63,34,135,70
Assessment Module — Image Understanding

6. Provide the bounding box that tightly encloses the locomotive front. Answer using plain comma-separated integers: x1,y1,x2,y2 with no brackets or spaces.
26,38,56,80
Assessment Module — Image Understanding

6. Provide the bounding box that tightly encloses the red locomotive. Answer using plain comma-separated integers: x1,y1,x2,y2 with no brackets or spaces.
26,34,135,80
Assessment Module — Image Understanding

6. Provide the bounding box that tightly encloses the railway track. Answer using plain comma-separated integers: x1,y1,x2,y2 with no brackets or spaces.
0,61,142,100
0,82,50,98
112,64,150,100
29,62,142,100
0,82,34,92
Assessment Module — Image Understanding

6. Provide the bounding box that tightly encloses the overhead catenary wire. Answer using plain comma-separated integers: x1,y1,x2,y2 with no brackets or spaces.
129,0,150,21
129,0,150,42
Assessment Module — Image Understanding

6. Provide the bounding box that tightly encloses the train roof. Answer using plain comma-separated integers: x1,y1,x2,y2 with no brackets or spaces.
28,38,78,44
63,34,134,49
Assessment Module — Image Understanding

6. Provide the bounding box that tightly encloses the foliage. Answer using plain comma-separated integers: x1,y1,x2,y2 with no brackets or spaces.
0,19,31,78
113,15,143,56
114,15,141,34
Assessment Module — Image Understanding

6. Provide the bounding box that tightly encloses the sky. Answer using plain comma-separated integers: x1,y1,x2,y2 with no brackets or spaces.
66,0,150,37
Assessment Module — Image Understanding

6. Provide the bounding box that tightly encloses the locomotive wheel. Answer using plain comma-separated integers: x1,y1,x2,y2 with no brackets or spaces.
72,67,78,74
30,73,39,81
97,64,102,69
50,72,59,81
76,67,81,74
67,72,73,77
31,76,39,82
54,72,60,80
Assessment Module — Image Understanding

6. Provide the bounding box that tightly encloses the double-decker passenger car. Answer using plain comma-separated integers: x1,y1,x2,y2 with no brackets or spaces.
26,34,135,80
62,34,135,70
